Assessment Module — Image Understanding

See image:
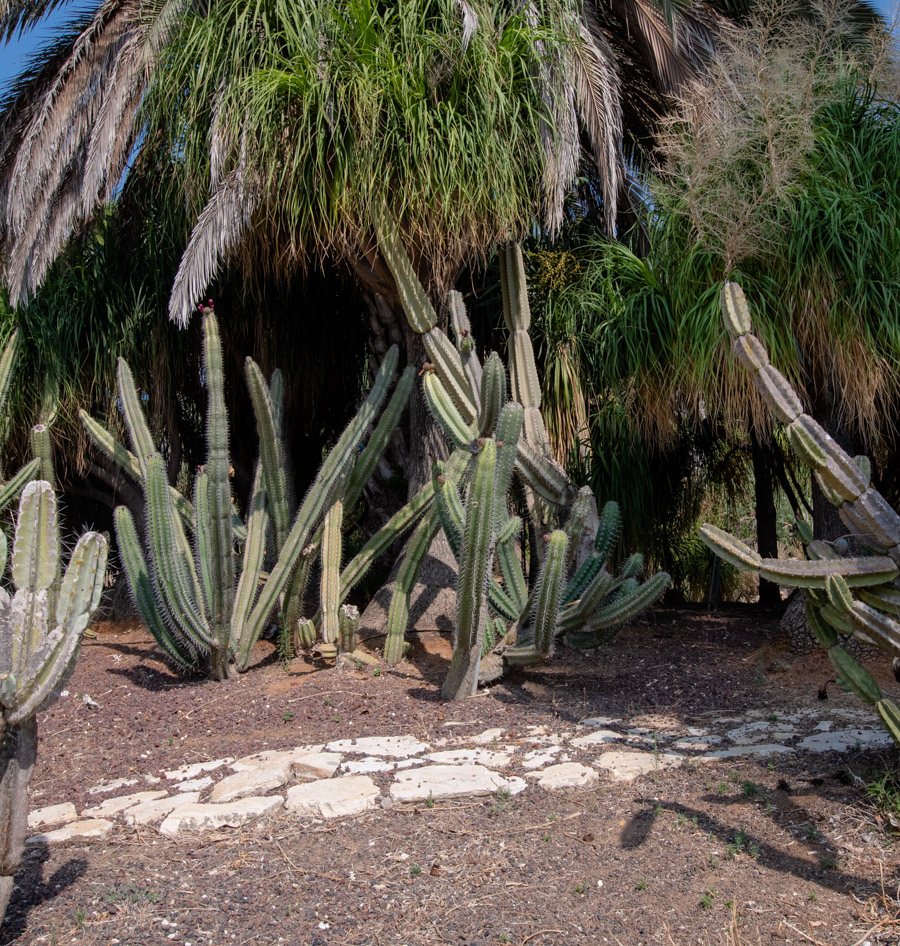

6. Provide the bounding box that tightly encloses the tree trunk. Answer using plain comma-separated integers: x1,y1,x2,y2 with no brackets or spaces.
0,717,37,926
750,431,781,609
811,398,856,543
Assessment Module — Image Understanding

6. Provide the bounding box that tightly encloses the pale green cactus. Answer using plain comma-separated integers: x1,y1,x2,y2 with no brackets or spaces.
701,281,900,744
1,480,108,924
88,306,413,678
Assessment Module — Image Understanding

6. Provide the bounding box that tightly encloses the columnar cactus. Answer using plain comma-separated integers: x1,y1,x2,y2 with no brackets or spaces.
701,282,900,744
0,481,108,923
84,306,416,678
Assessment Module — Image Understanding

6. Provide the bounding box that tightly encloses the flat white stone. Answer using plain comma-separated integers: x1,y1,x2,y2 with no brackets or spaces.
702,744,793,761
686,727,708,737
427,748,512,767
726,722,775,744
27,819,114,845
177,776,214,793
570,729,621,749
532,763,598,790
672,735,723,751
814,721,834,732
797,729,892,753
581,717,622,729
521,746,564,769
210,762,292,803
158,796,284,837
125,792,201,825
340,757,423,775
325,736,429,758
82,790,168,818
389,764,526,803
229,747,331,777
285,776,379,818
28,803,78,829
595,750,683,782
86,776,141,796
165,758,233,781
469,728,506,744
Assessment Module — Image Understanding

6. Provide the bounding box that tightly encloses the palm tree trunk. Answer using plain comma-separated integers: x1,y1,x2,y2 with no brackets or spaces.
0,717,37,925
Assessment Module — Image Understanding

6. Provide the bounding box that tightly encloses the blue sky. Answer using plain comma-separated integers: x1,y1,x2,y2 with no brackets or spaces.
2,0,899,94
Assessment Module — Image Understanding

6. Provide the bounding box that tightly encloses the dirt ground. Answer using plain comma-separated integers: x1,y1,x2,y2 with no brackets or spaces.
4,606,900,946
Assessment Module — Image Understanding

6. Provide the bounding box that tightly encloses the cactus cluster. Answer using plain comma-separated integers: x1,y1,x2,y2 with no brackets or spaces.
1,481,108,921
701,283,900,743
81,305,420,678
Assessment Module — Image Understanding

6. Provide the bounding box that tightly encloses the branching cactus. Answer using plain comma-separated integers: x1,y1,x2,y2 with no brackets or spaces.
84,305,414,678
0,481,108,923
700,282,900,744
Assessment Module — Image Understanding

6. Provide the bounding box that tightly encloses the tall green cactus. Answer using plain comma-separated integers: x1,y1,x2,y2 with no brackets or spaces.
0,481,108,923
85,307,417,677
701,282,900,744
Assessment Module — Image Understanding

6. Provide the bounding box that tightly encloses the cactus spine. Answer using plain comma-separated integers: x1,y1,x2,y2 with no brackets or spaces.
1,481,108,923
701,282,900,744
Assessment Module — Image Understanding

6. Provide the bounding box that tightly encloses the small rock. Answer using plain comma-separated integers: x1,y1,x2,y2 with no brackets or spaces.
672,735,723,751
426,748,513,767
570,729,621,749
285,776,380,818
158,796,284,837
595,750,683,782
229,747,335,780
86,776,141,796
28,803,78,829
82,790,168,818
177,776,214,793
702,744,793,761
325,736,429,758
581,717,622,729
726,722,775,744
469,728,506,744
165,758,233,781
210,762,292,803
27,819,114,845
125,793,201,826
521,746,564,770
532,762,598,790
389,764,526,803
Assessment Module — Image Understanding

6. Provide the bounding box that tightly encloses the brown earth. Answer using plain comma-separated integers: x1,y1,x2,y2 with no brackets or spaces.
3,607,900,946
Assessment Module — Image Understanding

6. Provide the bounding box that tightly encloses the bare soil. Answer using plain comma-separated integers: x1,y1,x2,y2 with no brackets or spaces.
4,607,900,946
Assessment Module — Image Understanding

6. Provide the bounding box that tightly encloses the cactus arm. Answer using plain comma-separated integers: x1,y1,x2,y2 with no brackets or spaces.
513,439,573,506
200,312,235,647
56,533,107,639
566,571,671,648
12,482,58,602
337,482,435,605
561,552,605,606
145,455,213,651
79,410,196,533
344,365,415,511
492,403,523,525
0,459,40,517
194,472,215,619
477,352,506,437
564,487,592,572
374,210,439,333
423,371,476,450
339,604,359,653
699,525,763,570
496,517,527,617
827,643,882,704
559,569,613,631
237,351,398,669
319,501,343,644
114,506,197,669
756,556,898,588
532,531,568,655
448,290,482,399
442,439,497,699
116,357,157,475
29,425,55,490
849,600,900,652
435,475,464,559
423,329,477,420
231,484,270,640
245,358,291,552
593,500,622,558
383,508,441,665
7,627,79,724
